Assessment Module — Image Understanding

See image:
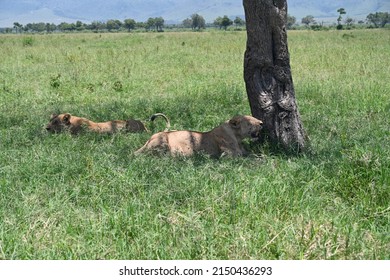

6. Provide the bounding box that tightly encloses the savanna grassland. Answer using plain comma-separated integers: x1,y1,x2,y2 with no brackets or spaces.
0,29,389,259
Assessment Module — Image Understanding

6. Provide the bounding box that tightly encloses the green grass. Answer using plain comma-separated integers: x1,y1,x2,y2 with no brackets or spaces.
0,30,389,259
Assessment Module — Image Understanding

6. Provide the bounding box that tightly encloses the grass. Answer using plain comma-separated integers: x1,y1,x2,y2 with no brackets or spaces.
0,29,389,259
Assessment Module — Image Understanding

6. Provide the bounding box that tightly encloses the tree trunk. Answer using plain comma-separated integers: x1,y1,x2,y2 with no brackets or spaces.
243,0,306,151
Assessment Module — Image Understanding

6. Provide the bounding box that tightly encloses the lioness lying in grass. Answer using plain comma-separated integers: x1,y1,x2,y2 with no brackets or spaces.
46,113,170,134
135,115,263,157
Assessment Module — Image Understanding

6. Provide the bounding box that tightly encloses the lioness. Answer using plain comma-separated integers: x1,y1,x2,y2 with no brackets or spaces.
134,115,263,157
46,113,170,134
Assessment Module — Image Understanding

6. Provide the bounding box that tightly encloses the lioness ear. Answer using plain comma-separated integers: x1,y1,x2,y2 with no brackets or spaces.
229,117,241,128
62,114,71,125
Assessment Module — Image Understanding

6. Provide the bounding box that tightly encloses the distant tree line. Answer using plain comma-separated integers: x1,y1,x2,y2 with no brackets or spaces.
3,11,389,34
296,10,389,31
6,14,245,34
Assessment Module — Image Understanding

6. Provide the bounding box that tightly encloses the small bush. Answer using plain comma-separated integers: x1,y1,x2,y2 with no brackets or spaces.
50,74,61,88
22,36,34,47
113,81,123,92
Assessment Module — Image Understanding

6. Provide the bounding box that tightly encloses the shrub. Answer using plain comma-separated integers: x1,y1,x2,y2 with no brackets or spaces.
22,36,34,47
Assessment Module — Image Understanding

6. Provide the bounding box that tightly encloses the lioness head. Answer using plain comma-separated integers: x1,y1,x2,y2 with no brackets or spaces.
46,113,72,133
229,115,263,140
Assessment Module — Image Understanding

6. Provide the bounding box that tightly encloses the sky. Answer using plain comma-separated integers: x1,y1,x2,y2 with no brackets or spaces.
0,0,389,27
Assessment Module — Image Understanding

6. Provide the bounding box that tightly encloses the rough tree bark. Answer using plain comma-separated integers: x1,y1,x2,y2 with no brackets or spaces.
243,0,306,151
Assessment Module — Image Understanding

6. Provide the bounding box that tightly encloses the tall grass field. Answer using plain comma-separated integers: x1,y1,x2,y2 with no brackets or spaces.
0,29,389,259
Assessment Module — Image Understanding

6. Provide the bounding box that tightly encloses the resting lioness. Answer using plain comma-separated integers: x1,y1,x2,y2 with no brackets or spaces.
134,115,263,157
46,113,170,134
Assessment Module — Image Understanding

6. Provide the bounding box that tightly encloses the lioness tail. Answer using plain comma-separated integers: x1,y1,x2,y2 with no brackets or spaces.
150,113,170,131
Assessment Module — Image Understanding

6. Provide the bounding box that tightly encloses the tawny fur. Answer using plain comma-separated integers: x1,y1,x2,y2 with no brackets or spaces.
134,115,263,157
46,113,169,134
